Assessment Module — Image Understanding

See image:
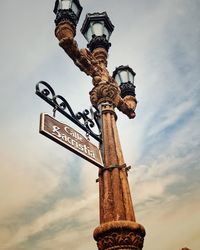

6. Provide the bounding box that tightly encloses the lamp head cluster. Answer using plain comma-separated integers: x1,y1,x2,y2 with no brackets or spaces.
53,0,137,100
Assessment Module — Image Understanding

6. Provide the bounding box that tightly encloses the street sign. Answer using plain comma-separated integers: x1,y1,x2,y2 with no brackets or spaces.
39,113,103,168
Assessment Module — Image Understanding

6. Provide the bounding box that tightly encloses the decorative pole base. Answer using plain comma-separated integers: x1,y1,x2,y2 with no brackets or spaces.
93,221,145,250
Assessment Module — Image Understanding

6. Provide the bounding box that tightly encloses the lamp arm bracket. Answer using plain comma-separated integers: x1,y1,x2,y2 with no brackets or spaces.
55,21,103,79
57,34,102,78
117,95,137,119
74,48,102,77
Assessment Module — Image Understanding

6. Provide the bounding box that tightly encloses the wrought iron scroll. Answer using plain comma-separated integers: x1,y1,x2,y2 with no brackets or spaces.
35,81,102,143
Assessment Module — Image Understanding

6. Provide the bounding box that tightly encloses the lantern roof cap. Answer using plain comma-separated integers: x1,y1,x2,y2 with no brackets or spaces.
81,12,114,35
53,0,83,14
112,65,136,79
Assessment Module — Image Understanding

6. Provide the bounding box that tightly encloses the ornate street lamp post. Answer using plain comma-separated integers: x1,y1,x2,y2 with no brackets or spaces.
54,1,145,249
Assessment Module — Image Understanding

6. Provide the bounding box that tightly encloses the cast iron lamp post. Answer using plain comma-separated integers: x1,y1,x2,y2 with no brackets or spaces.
54,0,145,249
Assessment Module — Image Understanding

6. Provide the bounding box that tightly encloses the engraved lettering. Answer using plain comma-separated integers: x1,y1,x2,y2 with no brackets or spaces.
40,114,102,168
64,126,83,142
50,121,97,161
52,126,61,138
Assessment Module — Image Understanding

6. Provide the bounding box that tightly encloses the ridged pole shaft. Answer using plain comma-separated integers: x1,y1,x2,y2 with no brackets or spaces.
54,20,145,250
99,103,135,223
91,48,145,250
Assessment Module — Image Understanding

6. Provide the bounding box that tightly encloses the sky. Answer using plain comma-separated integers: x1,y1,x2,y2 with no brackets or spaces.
0,0,200,249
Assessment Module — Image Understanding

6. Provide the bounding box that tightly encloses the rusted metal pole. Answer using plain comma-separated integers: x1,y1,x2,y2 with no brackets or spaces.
55,20,145,250
90,48,145,250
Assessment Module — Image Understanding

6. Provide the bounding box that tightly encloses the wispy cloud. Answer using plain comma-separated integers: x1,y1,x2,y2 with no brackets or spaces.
0,0,200,250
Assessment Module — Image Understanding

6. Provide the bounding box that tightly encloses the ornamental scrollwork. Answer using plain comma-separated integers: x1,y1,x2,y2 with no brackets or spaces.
35,81,102,143
55,21,102,78
55,21,138,119
90,81,121,107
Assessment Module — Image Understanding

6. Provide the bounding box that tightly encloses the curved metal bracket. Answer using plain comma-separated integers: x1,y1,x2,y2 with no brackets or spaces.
35,81,102,143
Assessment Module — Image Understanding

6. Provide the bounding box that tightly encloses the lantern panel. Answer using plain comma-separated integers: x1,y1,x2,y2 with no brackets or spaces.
71,2,79,15
60,0,71,9
92,22,104,37
119,70,129,83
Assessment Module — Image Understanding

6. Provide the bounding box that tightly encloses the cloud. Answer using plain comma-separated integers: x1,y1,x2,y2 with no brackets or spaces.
0,159,99,250
137,190,200,250
146,100,196,138
0,0,200,250
0,161,59,222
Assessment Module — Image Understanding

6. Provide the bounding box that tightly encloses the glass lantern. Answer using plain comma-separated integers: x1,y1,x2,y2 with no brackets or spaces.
81,12,114,52
112,65,136,98
54,0,83,26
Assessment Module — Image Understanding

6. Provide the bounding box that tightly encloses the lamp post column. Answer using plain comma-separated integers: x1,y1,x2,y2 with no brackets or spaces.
90,51,145,250
99,103,135,223
53,2,146,248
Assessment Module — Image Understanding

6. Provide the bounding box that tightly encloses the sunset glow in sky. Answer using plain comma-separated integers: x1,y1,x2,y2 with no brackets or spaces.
0,0,200,249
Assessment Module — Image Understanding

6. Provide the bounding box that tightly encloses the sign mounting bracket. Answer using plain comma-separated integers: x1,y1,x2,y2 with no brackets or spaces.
35,81,102,143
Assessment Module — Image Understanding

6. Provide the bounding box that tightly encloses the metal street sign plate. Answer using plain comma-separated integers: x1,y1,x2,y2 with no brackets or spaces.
39,113,103,168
